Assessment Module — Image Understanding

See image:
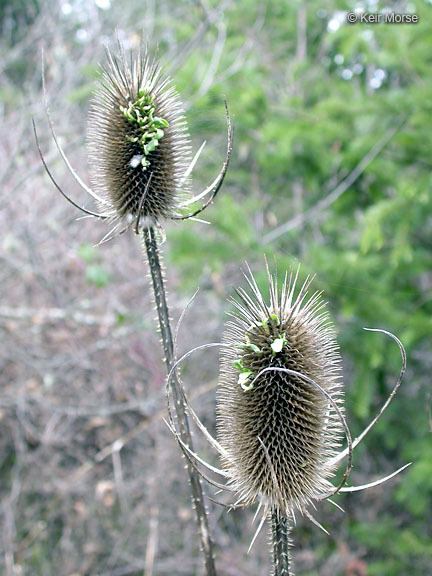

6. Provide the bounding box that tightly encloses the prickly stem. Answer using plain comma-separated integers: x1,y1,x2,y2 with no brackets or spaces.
271,510,294,576
142,225,216,576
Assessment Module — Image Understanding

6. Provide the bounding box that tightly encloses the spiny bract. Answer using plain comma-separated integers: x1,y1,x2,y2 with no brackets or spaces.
217,267,344,515
87,46,191,223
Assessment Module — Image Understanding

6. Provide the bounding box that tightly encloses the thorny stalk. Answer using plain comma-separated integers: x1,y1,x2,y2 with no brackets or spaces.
271,510,293,576
142,225,216,576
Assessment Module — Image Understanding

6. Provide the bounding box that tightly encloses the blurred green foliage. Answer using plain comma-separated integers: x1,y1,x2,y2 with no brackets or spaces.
166,1,432,573
78,243,112,287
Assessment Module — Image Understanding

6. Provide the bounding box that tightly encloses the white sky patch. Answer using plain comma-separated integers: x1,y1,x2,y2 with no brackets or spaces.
75,28,88,43
366,0,379,9
62,2,72,15
334,54,344,65
361,30,373,42
375,69,386,81
328,18,340,32
370,68,387,90
342,69,353,80
327,11,346,33
95,0,111,10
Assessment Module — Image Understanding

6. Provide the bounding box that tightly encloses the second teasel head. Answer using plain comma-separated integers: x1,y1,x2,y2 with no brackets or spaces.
217,266,344,515
87,46,192,223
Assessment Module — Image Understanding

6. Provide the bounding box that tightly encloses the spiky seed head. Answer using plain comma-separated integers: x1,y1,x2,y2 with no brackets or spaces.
217,266,344,515
87,45,191,223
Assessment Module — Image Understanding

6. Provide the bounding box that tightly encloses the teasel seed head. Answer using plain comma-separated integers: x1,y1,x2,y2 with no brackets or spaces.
217,265,344,516
87,45,192,223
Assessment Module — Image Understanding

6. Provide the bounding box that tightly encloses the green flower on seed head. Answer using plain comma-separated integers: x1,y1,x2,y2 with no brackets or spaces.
271,334,287,355
234,343,262,353
120,90,169,170
238,371,254,391
233,358,255,391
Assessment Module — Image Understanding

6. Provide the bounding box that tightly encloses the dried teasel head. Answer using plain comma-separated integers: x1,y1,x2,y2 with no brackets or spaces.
34,42,232,242
217,265,344,516
166,261,408,561
87,46,192,223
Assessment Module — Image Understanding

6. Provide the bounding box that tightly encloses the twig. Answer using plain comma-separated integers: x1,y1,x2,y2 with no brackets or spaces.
215,4,266,84
144,476,159,576
0,305,116,326
112,440,129,516
63,381,217,484
194,20,226,99
170,0,232,71
426,392,432,433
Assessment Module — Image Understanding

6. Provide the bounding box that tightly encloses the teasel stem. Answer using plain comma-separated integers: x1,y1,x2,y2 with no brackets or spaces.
271,509,294,576
142,225,216,576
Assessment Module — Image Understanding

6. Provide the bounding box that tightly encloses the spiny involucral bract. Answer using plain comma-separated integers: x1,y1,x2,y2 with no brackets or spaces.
87,48,192,223
217,269,344,515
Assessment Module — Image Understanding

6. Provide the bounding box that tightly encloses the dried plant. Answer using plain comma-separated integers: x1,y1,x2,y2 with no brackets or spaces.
87,48,192,224
166,262,409,575
34,41,233,576
218,266,344,515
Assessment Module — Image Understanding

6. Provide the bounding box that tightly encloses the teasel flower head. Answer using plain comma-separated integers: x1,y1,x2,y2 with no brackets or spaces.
34,42,232,242
166,261,407,565
217,265,345,516
87,47,192,223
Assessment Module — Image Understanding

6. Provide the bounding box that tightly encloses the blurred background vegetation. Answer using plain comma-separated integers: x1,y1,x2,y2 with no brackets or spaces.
1,0,431,575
